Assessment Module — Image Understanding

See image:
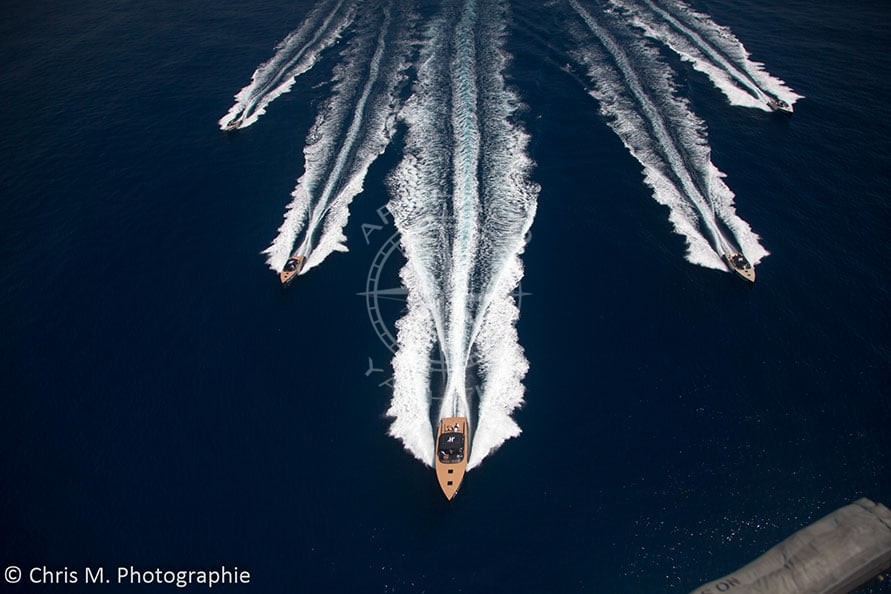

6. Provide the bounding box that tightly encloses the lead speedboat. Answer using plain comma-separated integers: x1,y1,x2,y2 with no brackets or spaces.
279,254,306,285
767,97,793,114
435,417,469,500
723,251,756,283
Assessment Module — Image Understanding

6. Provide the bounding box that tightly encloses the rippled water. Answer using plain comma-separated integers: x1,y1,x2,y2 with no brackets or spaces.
1,0,888,591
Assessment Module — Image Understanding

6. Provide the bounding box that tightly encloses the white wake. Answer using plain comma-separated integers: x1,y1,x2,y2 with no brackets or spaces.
263,1,416,274
219,0,356,131
386,0,537,468
569,0,767,270
607,0,802,110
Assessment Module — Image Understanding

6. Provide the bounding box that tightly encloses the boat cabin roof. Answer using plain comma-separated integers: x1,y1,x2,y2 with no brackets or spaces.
730,254,751,268
438,432,464,463
438,433,464,450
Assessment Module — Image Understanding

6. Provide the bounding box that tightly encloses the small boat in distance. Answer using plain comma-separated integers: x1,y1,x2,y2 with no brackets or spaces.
435,417,469,500
767,97,793,114
279,254,306,285
221,116,242,132
723,251,756,283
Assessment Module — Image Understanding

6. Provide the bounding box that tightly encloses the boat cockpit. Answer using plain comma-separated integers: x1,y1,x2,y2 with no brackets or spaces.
730,254,751,269
437,433,465,463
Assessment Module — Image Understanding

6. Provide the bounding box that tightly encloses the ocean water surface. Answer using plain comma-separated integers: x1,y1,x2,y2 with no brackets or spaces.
1,0,889,592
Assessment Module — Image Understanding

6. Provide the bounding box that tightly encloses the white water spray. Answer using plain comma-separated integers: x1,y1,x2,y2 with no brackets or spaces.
219,0,356,130
263,1,416,274
386,0,537,468
570,0,767,269
607,0,802,110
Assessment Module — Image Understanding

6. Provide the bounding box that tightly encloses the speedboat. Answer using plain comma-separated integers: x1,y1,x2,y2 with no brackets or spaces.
222,117,242,132
435,417,469,500
767,98,793,114
723,252,756,283
279,255,306,285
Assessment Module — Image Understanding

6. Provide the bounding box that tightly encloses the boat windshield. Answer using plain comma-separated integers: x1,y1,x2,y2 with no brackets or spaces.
283,259,298,272
437,433,464,463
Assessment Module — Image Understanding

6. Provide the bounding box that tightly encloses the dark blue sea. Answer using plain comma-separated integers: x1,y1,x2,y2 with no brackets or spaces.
2,0,889,592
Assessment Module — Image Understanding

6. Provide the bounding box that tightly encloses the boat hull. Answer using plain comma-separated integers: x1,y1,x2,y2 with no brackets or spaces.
435,417,469,500
767,98,793,114
279,255,306,285
723,252,756,283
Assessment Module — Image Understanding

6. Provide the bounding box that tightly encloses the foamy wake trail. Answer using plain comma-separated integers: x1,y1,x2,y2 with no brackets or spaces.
387,0,538,468
569,0,767,269
263,1,416,273
387,264,438,464
386,10,453,463
465,0,538,469
607,0,802,109
218,0,356,130
467,258,528,469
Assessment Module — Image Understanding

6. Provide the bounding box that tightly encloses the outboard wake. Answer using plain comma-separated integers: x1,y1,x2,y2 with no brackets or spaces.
219,0,357,131
387,0,537,468
569,0,767,270
263,1,416,274
606,0,802,110
217,0,804,481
